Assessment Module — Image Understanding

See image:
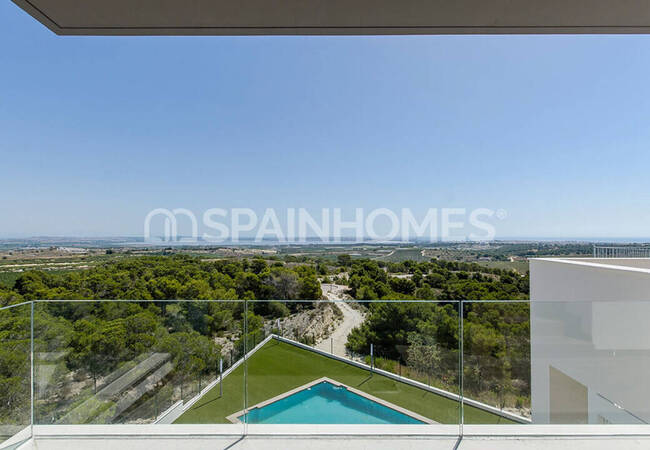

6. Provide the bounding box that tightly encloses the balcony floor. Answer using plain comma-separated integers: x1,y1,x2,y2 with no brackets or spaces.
13,425,650,450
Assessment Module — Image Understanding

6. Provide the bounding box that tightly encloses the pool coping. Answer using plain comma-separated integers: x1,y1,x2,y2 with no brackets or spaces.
225,376,437,425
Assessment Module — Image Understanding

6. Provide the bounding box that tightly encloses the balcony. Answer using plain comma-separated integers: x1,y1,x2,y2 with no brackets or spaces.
1,291,650,449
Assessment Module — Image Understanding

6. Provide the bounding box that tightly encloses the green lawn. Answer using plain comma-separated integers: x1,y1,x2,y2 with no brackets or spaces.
174,339,515,424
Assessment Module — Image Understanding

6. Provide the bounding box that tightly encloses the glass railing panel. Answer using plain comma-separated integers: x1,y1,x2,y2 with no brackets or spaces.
32,300,245,433
12,296,650,436
169,300,246,429
243,300,460,430
461,300,531,425
461,298,650,426
530,300,650,425
0,302,32,449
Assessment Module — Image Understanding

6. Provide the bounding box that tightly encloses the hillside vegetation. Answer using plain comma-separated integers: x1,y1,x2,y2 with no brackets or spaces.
0,254,530,424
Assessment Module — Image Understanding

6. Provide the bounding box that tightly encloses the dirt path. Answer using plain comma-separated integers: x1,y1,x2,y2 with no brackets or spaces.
315,284,365,357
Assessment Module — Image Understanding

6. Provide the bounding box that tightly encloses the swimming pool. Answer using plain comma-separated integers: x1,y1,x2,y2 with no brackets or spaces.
236,378,428,424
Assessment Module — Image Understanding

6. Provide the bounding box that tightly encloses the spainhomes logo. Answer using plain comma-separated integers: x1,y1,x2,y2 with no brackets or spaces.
144,208,506,243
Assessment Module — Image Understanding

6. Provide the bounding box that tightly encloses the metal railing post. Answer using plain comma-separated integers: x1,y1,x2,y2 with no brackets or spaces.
459,300,464,437
243,298,248,433
219,358,223,397
30,301,34,434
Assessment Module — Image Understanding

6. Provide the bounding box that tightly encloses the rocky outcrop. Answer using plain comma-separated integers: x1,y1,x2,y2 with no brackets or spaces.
264,302,343,345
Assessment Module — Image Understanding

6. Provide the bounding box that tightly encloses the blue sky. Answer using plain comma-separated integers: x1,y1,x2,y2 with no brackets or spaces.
2,1,650,239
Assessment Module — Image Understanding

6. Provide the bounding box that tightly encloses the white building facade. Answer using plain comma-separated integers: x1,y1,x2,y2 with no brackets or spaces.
530,258,650,424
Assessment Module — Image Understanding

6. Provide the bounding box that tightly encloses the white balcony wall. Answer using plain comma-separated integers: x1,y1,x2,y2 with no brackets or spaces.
530,258,650,424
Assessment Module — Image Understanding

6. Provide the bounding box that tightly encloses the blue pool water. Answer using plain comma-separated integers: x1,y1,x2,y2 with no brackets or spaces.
239,380,425,424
